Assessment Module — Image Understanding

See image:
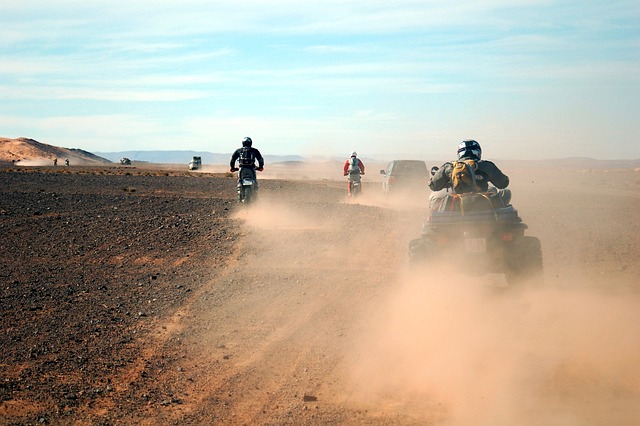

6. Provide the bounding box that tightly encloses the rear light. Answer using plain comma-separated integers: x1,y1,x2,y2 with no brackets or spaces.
501,232,513,241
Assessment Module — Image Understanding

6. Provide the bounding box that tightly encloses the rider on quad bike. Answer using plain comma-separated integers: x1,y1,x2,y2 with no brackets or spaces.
411,140,542,286
428,139,511,211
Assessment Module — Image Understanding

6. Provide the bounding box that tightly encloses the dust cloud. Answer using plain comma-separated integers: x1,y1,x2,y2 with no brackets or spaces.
349,267,640,425
15,158,56,166
232,199,324,231
223,165,638,425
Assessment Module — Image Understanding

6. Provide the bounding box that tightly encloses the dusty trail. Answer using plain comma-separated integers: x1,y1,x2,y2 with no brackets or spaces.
154,172,640,426
155,185,428,424
154,184,429,424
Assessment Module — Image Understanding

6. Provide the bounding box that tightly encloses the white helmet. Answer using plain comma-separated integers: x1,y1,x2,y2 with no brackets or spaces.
351,151,357,157
457,140,482,161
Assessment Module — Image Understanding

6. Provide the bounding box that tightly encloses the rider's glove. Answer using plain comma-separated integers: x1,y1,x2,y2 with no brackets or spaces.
230,167,238,172
343,173,347,176
257,167,264,172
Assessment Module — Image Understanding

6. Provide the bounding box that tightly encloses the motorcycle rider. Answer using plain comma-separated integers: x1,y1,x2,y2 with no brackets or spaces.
343,151,365,195
230,137,264,200
428,139,511,211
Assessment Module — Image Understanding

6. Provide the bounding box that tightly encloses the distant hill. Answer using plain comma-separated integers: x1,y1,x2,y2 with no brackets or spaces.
0,137,111,166
498,157,640,170
94,150,305,165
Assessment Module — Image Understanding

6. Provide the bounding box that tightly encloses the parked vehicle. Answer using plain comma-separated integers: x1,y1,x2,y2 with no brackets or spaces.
189,156,202,170
379,160,428,194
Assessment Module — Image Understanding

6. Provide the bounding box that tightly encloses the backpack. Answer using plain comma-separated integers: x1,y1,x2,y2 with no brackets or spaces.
348,157,360,174
450,159,479,194
239,147,255,166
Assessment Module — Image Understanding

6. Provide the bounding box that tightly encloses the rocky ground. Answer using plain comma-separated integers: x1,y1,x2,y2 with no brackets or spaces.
0,166,241,424
1,164,639,425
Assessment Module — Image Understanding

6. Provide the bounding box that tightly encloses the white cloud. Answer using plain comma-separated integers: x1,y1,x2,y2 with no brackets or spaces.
1,0,638,159
0,85,208,102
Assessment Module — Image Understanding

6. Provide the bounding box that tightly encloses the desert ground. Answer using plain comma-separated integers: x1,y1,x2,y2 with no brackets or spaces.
1,162,639,425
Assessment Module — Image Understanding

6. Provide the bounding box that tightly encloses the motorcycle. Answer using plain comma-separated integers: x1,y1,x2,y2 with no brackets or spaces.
232,167,262,204
346,171,363,197
409,166,543,286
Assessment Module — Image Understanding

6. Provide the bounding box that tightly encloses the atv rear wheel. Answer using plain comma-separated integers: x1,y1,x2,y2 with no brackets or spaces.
505,236,543,286
408,236,437,264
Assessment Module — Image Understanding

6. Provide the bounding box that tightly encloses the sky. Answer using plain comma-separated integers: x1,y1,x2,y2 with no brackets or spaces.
1,0,639,160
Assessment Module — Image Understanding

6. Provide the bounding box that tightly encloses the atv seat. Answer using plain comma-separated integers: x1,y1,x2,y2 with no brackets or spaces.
428,205,522,224
429,191,522,223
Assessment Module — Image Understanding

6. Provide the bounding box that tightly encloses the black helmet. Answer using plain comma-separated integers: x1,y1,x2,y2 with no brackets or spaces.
457,139,482,161
242,137,253,147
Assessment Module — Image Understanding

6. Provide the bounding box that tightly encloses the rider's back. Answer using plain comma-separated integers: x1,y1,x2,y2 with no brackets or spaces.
347,157,360,174
239,147,256,167
451,159,479,194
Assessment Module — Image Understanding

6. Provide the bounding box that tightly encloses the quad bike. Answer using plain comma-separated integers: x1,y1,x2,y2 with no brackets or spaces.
409,168,543,286
234,167,261,204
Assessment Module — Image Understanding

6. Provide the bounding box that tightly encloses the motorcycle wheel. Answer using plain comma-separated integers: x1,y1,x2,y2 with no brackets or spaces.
242,185,252,204
352,182,361,197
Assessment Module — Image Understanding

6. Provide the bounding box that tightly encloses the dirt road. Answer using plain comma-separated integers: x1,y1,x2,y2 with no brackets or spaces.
1,166,639,425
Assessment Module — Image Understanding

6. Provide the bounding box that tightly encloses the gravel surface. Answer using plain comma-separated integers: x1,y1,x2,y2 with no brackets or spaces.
0,167,240,424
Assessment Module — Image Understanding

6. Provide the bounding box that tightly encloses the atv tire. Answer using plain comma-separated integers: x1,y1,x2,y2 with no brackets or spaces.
505,236,543,286
408,236,437,264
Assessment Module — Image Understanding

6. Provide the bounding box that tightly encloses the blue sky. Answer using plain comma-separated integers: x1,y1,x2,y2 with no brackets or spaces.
1,0,638,160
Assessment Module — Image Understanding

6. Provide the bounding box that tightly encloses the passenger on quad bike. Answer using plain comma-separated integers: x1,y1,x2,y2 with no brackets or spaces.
428,140,511,211
230,137,264,202
343,151,365,196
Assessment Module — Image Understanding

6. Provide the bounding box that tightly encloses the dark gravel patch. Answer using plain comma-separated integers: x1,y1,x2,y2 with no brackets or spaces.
0,168,240,424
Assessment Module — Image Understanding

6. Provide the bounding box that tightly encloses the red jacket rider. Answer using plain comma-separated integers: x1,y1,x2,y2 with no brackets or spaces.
343,151,365,195
343,152,365,176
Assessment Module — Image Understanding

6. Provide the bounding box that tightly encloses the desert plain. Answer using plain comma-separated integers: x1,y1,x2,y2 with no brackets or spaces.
1,161,639,425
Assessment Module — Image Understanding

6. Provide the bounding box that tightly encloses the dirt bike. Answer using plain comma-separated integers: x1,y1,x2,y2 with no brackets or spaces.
409,166,543,286
346,172,363,197
233,167,262,204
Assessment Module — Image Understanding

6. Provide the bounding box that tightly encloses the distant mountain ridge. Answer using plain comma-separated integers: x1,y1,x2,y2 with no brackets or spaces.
498,157,640,170
1,137,638,169
94,150,305,165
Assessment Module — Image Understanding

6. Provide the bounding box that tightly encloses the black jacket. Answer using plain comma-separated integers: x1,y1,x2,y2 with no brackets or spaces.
429,159,509,192
230,147,264,169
